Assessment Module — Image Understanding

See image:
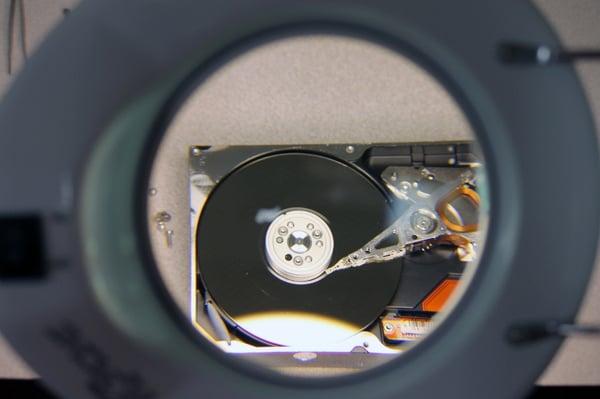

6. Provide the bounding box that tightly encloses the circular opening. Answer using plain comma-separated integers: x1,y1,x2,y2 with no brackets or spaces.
144,32,490,379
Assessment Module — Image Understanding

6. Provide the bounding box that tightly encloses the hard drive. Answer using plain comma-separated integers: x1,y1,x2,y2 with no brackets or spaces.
189,142,486,354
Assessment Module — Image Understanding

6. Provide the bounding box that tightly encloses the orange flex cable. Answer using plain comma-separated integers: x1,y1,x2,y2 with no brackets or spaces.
436,186,480,233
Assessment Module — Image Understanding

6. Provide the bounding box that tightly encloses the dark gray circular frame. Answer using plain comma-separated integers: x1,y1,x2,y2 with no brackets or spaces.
0,1,598,399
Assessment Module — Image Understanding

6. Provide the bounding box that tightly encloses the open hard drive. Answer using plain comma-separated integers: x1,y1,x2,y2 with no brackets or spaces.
189,142,487,368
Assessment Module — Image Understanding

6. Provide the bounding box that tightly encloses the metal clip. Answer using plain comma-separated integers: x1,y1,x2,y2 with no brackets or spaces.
507,321,600,344
154,211,174,248
500,42,600,65
165,229,174,248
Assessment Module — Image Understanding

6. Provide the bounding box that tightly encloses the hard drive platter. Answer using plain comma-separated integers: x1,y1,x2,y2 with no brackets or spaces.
197,151,403,346
190,143,487,356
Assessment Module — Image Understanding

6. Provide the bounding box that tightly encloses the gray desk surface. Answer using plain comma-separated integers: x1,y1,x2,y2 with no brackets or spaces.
0,0,598,385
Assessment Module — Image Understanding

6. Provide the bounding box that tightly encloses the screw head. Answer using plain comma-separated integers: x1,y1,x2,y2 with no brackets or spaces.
536,46,552,64
287,230,312,253
155,211,171,223
345,145,355,154
411,210,438,235
276,236,284,244
313,230,323,239
383,323,394,332
293,256,303,266
278,226,288,235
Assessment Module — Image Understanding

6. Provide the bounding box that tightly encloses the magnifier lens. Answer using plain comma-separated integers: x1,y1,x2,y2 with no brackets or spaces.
145,33,490,378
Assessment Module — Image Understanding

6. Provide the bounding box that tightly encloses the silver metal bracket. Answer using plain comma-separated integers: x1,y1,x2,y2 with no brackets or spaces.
501,42,600,65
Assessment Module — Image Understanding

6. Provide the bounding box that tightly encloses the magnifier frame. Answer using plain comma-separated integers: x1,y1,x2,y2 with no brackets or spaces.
0,1,598,399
